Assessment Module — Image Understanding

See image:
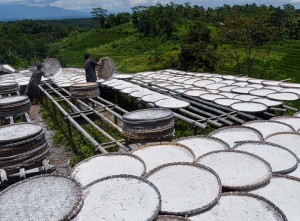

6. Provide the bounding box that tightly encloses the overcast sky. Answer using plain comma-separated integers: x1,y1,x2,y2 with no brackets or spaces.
0,0,299,11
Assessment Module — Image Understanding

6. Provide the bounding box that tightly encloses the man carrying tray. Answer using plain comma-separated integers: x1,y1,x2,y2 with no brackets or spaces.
84,53,115,82
25,62,45,102
84,53,99,82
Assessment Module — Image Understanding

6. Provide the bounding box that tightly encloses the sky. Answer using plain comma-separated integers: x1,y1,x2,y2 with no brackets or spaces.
0,0,299,12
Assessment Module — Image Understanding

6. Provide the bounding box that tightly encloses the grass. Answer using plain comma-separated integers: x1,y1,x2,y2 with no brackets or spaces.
53,23,300,82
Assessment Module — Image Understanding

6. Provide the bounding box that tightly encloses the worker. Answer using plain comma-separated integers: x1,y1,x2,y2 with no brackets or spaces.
25,62,45,102
84,53,99,82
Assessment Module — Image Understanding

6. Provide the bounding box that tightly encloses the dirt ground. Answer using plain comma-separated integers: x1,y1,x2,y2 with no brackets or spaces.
29,104,73,176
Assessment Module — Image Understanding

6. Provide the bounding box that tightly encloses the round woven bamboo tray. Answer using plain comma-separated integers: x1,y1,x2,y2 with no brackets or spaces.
0,175,83,221
0,131,45,155
200,93,226,101
70,82,99,99
221,75,235,80
113,74,133,79
71,153,146,187
73,175,161,221
279,82,300,89
0,140,48,162
0,123,43,144
250,83,264,88
0,145,49,172
123,108,174,125
189,192,287,221
197,150,272,190
209,126,263,148
234,77,252,82
271,116,300,131
265,132,300,161
0,95,28,105
232,82,249,87
156,215,190,220
220,80,235,85
218,86,238,92
120,86,140,94
155,98,190,109
205,83,227,90
230,101,268,113
266,92,299,101
231,87,256,94
145,163,221,216
131,142,195,172
174,136,230,158
218,92,237,98
280,88,300,95
250,98,283,107
42,58,61,76
214,98,241,107
183,78,200,85
113,83,135,91
142,94,169,103
193,80,216,88
97,57,114,80
250,175,300,221
249,88,277,97
261,80,281,87
265,86,283,91
233,94,258,101
243,120,295,139
130,89,154,98
248,79,264,84
234,141,298,174
123,123,175,139
183,89,208,97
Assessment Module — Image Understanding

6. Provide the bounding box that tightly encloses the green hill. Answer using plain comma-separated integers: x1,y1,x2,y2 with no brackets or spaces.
53,23,300,82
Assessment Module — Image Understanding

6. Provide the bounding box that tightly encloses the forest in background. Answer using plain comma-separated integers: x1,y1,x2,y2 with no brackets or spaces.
0,3,300,81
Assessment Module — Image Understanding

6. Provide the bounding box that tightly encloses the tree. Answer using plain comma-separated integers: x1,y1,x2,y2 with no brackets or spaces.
91,7,108,27
179,21,218,72
219,9,273,76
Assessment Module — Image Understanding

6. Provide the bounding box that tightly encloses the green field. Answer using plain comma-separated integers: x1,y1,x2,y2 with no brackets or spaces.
54,28,300,82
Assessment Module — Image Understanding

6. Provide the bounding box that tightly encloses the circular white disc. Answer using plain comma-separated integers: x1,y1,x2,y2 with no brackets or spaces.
146,163,221,215
251,98,282,107
250,175,300,221
265,132,300,161
266,92,299,101
71,154,146,187
155,98,190,109
189,193,287,221
131,143,195,172
175,136,230,158
230,102,267,113
209,126,263,148
271,116,300,131
73,175,160,221
243,121,295,138
234,141,298,174
197,150,271,190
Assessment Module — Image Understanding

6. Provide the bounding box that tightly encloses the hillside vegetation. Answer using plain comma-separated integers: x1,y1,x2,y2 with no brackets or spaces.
1,3,299,82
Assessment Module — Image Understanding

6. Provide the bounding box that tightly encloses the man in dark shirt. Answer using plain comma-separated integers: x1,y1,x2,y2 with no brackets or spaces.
25,62,45,102
84,53,99,82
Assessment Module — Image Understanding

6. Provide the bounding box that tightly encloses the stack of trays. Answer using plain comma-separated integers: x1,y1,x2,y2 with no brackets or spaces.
0,95,31,117
0,82,19,95
70,82,100,99
122,108,175,141
0,123,49,174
